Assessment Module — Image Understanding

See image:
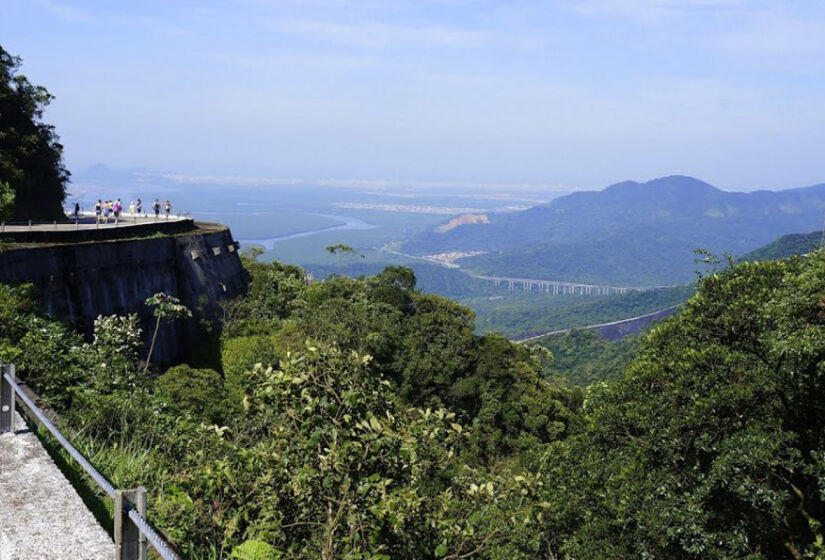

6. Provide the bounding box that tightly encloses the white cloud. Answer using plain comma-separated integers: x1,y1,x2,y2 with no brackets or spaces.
562,0,755,22
708,8,825,58
268,18,491,49
213,52,374,72
34,0,92,22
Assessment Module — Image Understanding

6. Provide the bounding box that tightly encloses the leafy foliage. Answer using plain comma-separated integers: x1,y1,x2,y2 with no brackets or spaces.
144,292,192,372
229,541,279,560
154,365,234,424
86,314,143,394
738,230,821,262
11,248,825,558
534,329,641,386
0,180,14,221
536,252,825,558
470,284,694,338
0,44,69,221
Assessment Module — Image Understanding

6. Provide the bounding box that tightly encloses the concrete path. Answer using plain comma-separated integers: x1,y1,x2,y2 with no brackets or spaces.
0,413,114,560
1,211,188,232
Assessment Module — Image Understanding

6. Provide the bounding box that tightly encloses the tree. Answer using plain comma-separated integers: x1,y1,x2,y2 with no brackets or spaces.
143,293,192,373
0,44,69,221
325,244,363,271
85,314,143,393
538,254,825,559
0,181,14,222
195,342,542,559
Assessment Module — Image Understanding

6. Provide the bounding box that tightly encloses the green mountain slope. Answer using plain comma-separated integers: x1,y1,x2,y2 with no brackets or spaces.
738,230,820,262
403,175,825,285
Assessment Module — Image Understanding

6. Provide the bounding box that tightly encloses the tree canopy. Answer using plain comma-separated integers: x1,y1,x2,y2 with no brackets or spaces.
536,253,825,558
0,44,69,221
6,251,825,558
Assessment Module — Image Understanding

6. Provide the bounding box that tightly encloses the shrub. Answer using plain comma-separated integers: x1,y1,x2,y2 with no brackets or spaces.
154,365,233,424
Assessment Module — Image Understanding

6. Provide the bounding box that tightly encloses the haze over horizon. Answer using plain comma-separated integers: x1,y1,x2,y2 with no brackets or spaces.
3,0,824,191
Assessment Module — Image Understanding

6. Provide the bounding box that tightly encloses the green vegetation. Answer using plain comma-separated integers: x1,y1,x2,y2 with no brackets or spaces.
307,262,693,337
738,230,820,262
533,252,825,558
143,292,192,373
405,175,825,285
534,329,641,386
324,243,363,271
0,180,14,221
7,249,825,558
468,284,694,338
0,260,573,558
0,44,69,221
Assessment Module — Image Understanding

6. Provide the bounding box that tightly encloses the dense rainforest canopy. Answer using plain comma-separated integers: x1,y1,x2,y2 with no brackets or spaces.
0,44,69,221
3,251,825,558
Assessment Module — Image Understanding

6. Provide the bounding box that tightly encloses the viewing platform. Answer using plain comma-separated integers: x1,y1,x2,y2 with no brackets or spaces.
0,212,196,244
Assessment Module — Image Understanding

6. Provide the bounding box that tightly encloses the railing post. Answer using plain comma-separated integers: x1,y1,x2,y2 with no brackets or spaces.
115,487,148,560
137,486,148,560
1,364,16,433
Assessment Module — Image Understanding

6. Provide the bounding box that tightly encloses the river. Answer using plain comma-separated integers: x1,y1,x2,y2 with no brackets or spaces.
238,213,376,250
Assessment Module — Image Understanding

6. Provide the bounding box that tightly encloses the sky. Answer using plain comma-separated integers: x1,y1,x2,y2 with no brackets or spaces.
2,0,825,191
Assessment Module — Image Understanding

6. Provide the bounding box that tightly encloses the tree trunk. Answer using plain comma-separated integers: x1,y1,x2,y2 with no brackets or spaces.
143,315,162,374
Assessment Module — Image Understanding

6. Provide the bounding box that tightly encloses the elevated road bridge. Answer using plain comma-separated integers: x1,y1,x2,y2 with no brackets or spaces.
380,246,675,295
471,274,676,296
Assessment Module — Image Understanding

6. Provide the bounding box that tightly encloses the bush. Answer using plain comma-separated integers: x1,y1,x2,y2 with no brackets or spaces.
154,365,234,424
221,335,283,395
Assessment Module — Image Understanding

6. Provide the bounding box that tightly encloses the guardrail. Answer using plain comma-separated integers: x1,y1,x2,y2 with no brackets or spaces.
0,364,182,560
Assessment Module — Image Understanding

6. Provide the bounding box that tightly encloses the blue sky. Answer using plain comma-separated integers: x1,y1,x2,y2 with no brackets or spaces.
2,0,824,190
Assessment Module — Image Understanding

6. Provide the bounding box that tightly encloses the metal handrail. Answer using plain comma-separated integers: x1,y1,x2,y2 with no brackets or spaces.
1,367,182,560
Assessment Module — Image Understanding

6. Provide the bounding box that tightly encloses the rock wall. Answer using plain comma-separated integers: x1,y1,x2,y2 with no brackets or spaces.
0,225,248,368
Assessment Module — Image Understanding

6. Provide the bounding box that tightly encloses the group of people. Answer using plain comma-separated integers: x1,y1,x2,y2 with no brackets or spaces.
91,198,173,224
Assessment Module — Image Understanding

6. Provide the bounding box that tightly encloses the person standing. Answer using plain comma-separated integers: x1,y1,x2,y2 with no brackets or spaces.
136,198,143,216
73,202,80,220
95,199,102,224
114,198,122,225
128,201,137,223
153,199,161,220
164,200,172,219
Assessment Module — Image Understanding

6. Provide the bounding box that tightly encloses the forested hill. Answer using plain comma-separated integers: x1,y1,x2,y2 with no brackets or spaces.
403,175,825,285
738,230,821,262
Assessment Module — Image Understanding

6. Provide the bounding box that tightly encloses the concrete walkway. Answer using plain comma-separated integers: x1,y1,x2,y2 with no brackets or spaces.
1,211,189,232
0,413,113,560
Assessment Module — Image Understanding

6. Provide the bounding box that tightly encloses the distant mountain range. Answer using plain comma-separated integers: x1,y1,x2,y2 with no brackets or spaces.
402,175,825,285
